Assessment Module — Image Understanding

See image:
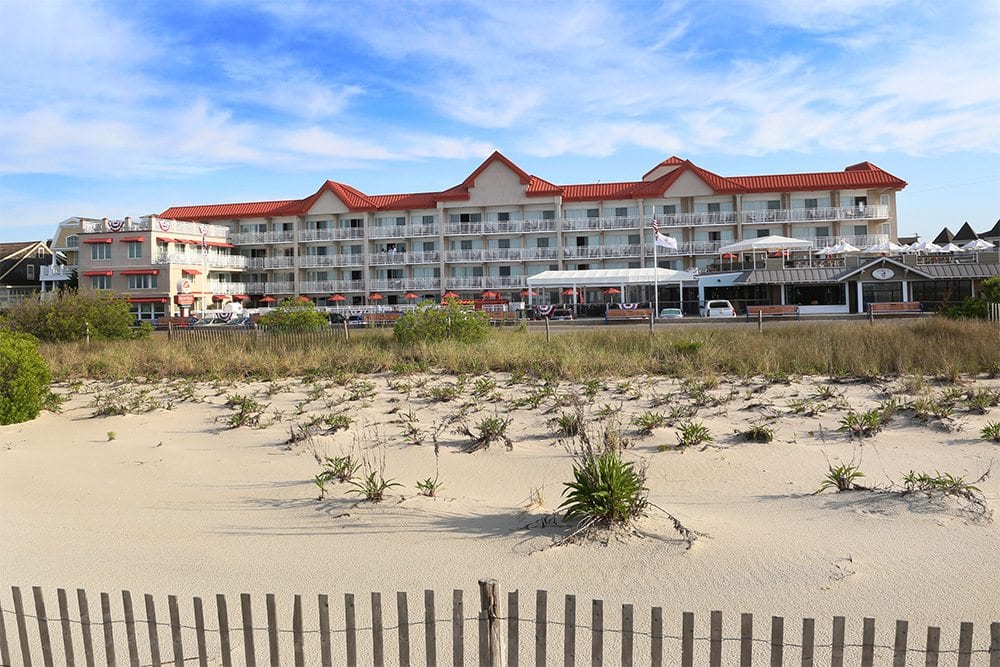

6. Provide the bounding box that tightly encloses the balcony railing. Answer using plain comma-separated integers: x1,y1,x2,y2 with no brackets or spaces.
300,280,364,293
39,265,77,281
299,228,366,242
483,276,526,288
444,277,485,289
80,217,230,238
154,253,247,269
562,216,641,231
369,278,442,291
563,244,642,260
369,225,439,239
652,205,890,228
206,281,249,295
369,251,440,265
300,254,365,268
230,231,297,244
444,220,558,235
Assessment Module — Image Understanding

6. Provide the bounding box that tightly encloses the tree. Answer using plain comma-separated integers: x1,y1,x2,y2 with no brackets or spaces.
981,276,1000,303
0,291,142,341
257,299,328,331
0,331,52,425
393,300,490,344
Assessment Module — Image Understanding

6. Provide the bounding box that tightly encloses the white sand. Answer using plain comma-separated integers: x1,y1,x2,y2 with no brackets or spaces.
2,373,999,662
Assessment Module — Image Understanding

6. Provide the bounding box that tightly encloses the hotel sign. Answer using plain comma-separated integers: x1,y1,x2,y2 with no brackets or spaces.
872,268,895,280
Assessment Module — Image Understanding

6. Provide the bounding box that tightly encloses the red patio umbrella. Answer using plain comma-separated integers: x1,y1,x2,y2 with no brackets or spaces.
561,288,577,296
481,290,499,299
602,287,621,295
442,291,459,299
369,293,384,301
260,296,276,303
212,295,227,301
296,295,312,302
327,294,346,302
721,253,737,259
232,295,249,301
403,292,419,300
520,289,538,297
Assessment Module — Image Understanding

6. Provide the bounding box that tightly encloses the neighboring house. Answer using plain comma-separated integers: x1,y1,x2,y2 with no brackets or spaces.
0,241,55,309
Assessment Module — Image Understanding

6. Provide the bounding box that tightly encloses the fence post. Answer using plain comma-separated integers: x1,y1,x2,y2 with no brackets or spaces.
958,622,974,667
535,590,547,667
216,594,232,667
452,590,464,667
591,599,603,667
861,617,875,667
423,591,436,667
506,591,519,667
770,615,784,667
892,620,907,667
740,613,753,667
989,621,999,667
100,592,117,667
31,586,53,667
650,607,663,667
344,593,356,667
145,593,161,667
57,588,75,667
710,610,722,667
758,309,763,333
478,580,501,667
318,594,332,667
76,589,95,667
396,592,410,667
544,317,550,343
564,595,576,667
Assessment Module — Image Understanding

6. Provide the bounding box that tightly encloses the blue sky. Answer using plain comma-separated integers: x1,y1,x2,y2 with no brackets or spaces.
1,0,998,242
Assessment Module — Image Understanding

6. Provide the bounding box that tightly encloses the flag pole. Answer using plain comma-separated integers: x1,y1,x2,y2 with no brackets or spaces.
652,209,659,317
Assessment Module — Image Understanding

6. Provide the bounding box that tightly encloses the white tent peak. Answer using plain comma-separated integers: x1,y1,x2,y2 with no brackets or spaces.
718,235,812,254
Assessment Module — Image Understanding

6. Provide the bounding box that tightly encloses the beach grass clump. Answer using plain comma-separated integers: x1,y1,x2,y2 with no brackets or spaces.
427,382,462,402
225,394,267,428
981,421,1000,442
559,449,649,529
740,423,775,443
902,471,981,498
91,388,162,417
462,415,513,452
838,409,886,438
816,464,865,493
965,389,1000,415
348,472,401,502
632,411,668,434
552,411,583,437
669,421,713,450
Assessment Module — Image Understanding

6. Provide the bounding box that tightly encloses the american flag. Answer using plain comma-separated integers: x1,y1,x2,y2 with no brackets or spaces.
651,215,678,250
651,216,660,237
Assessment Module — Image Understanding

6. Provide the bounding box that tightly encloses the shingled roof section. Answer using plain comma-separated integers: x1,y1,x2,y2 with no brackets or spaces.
952,221,980,242
434,151,561,202
981,219,1000,240
268,180,378,215
161,200,295,221
729,162,907,193
933,227,954,244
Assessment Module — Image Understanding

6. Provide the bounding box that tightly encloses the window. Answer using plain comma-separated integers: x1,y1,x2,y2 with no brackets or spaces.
805,198,818,209
854,225,868,237
497,212,510,222
27,264,35,280
350,245,362,255
91,244,111,260
767,200,781,210
450,213,482,223
627,234,640,245
662,204,677,215
66,235,79,247
537,238,549,248
757,229,770,238
127,241,142,259
615,207,628,217
707,203,721,213
576,237,588,247
499,266,511,277
128,275,158,289
709,231,721,242
423,241,435,252
421,215,436,224
91,275,110,290
350,270,362,280
498,238,511,249
587,208,599,218
460,240,473,250
880,194,889,206
541,210,555,220
130,302,165,321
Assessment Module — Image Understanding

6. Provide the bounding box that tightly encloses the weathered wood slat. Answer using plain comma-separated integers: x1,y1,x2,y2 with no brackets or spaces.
55,589,74,667
100,593,116,667
892,620,907,667
318,594,332,667
167,595,183,667
564,595,576,667
958,621,974,667
0,591,12,667
144,593,161,667
76,589,95,667
591,598,603,667
478,580,500,667
801,617,815,667
423,590,436,667
216,594,232,667
924,626,940,667
830,616,845,667
710,610,722,667
266,593,279,667
344,593,357,667
121,590,139,667
506,591,518,667
31,586,53,667
650,607,663,667
452,590,464,667
11,587,31,667
621,604,634,667
193,596,207,667
681,611,694,667
371,592,385,667
240,593,256,667
292,594,304,667
770,616,784,667
861,617,876,667
990,622,999,667
535,590,547,667
397,592,410,667
740,613,753,667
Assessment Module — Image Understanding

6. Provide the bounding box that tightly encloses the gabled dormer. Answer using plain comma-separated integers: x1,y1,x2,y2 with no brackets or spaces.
435,151,562,206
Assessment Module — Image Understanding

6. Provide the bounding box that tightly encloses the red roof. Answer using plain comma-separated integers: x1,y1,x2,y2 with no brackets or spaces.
161,200,296,221
160,155,906,220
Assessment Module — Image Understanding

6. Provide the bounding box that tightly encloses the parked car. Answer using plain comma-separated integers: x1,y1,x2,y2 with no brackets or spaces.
658,308,684,319
328,312,347,325
700,300,736,318
347,314,366,327
550,308,574,320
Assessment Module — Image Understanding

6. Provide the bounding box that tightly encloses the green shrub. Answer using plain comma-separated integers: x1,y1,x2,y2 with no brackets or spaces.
560,449,648,528
981,421,1000,442
816,463,865,493
257,299,328,331
1,291,141,342
393,300,489,344
0,331,52,425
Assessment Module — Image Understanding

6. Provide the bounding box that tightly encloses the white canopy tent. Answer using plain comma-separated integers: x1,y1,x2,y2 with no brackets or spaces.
718,235,813,254
526,267,696,312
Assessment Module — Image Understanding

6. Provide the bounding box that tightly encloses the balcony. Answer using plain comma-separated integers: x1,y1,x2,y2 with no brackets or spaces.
643,241,722,256
483,275,526,288
300,280,364,293
562,216,641,232
81,218,230,238
444,222,484,236
369,278,442,291
445,249,484,262
369,225,439,239
154,253,247,270
369,251,440,265
39,264,77,281
299,228,365,242
206,281,249,295
651,205,891,228
444,276,485,289
562,244,641,260
300,254,364,268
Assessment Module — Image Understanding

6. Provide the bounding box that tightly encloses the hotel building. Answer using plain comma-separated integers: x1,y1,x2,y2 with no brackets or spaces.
52,152,926,319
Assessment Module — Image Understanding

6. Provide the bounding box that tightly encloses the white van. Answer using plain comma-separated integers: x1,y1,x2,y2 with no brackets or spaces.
700,299,736,318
